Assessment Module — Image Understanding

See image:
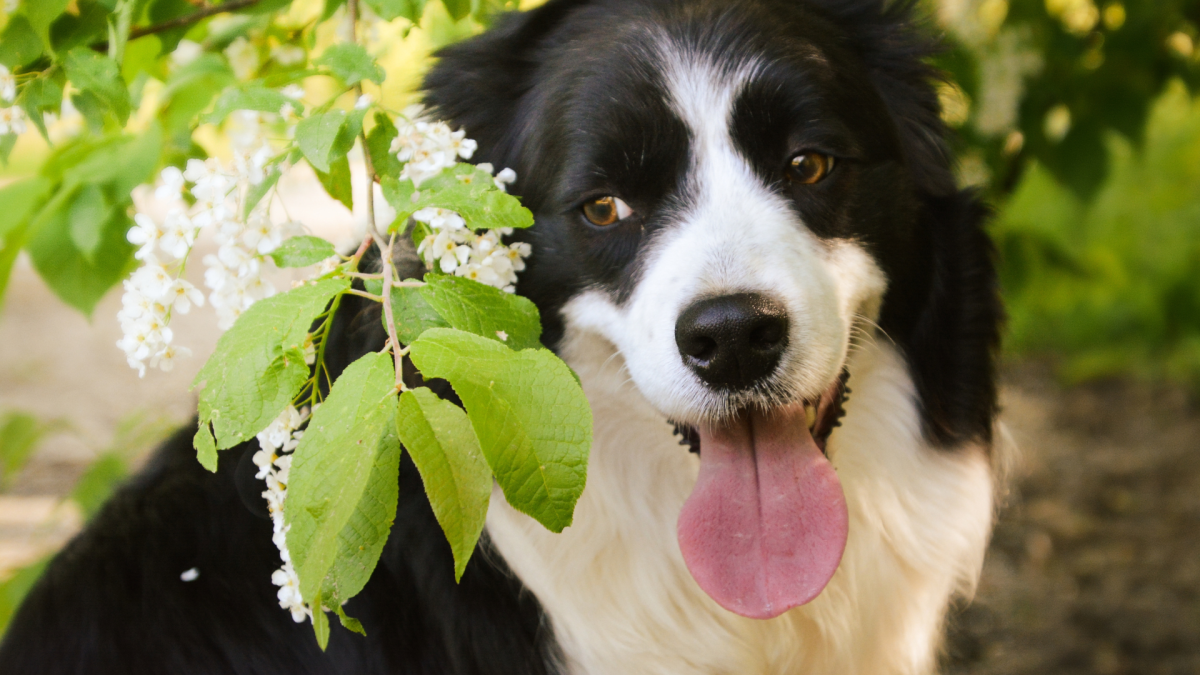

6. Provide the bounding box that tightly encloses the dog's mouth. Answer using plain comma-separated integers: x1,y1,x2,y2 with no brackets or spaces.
670,370,852,620
671,369,851,458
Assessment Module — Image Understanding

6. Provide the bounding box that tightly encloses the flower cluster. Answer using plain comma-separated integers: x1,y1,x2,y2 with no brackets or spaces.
415,207,530,292
390,106,481,187
252,406,312,624
391,108,529,291
119,109,305,374
0,65,26,137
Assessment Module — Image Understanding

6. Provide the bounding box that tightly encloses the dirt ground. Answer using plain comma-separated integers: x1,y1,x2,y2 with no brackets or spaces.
2,247,1198,671
944,365,1200,675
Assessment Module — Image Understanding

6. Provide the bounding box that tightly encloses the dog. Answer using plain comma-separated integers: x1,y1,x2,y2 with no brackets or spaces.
0,0,1006,673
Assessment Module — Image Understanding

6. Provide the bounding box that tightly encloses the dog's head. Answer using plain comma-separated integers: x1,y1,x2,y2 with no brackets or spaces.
425,0,1001,619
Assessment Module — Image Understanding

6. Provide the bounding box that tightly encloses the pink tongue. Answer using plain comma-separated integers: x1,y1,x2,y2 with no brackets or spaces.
677,403,848,619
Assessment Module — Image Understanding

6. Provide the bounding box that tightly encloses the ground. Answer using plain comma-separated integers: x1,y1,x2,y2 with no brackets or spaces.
945,365,1200,675
1,251,1198,672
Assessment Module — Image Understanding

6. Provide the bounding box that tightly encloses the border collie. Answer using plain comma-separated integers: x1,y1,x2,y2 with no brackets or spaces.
0,0,1006,673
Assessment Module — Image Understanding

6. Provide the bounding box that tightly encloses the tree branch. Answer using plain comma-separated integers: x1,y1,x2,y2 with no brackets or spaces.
129,0,261,40
92,0,262,50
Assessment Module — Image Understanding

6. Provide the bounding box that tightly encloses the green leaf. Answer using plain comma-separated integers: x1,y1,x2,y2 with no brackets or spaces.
63,48,132,128
22,0,70,52
0,178,52,307
49,0,109,55
0,16,45,69
387,285,449,344
419,274,541,350
68,184,111,260
0,177,53,242
0,556,51,636
61,123,162,197
315,155,353,210
0,413,45,488
70,454,128,519
0,134,15,166
296,111,345,174
312,591,331,650
193,278,350,449
24,189,136,316
316,43,384,86
286,352,401,611
396,387,491,581
203,85,290,125
441,0,470,21
194,422,218,472
364,0,427,22
270,236,337,268
408,329,591,532
365,112,401,180
296,110,363,174
243,165,282,220
321,0,347,21
381,165,533,232
160,54,236,135
16,75,64,141
333,604,365,636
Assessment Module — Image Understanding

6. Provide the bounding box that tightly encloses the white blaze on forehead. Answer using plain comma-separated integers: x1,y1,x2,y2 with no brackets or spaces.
563,44,887,423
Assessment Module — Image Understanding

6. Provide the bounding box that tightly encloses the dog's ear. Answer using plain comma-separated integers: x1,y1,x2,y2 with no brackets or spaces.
422,0,589,164
809,0,956,197
883,189,1004,448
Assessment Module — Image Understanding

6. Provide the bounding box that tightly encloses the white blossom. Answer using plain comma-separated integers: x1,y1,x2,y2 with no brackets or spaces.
0,106,27,136
171,40,203,68
163,278,205,314
271,44,306,66
159,209,198,260
155,166,186,202
225,37,260,80
281,84,306,101
0,65,15,103
255,406,314,624
127,214,163,261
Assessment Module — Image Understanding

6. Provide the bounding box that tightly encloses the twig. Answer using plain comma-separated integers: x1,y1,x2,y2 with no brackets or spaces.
91,0,261,51
345,289,384,302
378,233,405,387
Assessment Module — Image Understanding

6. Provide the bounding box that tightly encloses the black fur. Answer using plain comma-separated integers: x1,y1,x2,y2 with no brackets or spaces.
0,267,560,674
1,0,1002,671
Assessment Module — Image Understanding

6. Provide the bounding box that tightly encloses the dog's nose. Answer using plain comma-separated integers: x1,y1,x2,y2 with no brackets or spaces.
675,293,789,390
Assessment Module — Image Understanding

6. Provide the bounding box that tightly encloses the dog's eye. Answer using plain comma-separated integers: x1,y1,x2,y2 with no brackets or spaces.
582,196,634,227
786,153,836,185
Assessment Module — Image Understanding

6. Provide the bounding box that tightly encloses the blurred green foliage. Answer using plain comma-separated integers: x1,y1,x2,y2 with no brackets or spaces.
932,0,1200,388
996,84,1200,385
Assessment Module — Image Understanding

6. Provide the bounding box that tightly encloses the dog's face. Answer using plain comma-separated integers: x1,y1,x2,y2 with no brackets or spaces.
426,0,1001,620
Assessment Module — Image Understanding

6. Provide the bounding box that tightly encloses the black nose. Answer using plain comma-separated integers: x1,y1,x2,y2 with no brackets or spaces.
675,293,789,390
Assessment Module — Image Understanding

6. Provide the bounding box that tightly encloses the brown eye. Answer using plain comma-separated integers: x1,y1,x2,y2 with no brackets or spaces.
786,153,836,184
582,196,633,227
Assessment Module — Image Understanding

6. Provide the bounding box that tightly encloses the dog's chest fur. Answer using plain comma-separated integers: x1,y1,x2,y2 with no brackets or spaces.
485,331,994,675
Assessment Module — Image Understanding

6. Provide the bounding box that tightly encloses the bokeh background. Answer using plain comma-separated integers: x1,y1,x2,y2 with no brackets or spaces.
1,1,1199,673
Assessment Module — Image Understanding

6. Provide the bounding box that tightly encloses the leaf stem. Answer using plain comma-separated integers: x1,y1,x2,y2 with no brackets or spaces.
345,289,383,302
348,0,403,387
378,232,405,386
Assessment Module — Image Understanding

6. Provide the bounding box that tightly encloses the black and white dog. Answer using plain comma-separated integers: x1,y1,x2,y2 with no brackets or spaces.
0,0,1006,673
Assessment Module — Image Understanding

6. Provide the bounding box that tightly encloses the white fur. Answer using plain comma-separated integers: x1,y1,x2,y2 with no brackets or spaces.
484,46,998,674
487,336,995,675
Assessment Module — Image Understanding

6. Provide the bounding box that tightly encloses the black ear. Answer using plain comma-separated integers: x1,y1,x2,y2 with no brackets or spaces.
422,0,590,167
809,0,957,196
885,190,1004,448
